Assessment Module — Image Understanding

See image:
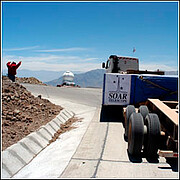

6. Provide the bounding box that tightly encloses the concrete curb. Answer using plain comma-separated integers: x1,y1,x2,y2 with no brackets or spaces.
2,109,75,178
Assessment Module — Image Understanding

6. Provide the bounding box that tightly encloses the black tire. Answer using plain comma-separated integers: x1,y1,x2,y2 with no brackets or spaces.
128,113,144,156
143,113,161,158
124,105,136,141
138,105,149,120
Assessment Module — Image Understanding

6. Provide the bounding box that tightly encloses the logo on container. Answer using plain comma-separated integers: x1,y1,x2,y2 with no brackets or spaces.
108,76,128,103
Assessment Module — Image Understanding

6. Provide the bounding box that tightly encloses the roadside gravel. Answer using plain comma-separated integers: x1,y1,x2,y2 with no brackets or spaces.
2,76,63,151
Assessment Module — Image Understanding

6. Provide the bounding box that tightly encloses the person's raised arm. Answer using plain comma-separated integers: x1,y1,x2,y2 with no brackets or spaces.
6,61,11,67
16,61,22,68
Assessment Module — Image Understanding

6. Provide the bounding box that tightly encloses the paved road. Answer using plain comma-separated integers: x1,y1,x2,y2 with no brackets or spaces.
21,84,102,107
15,84,178,178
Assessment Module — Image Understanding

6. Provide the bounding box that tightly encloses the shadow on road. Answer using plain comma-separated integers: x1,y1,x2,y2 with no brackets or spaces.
164,158,178,172
128,151,178,172
127,150,142,163
128,151,159,164
100,105,124,122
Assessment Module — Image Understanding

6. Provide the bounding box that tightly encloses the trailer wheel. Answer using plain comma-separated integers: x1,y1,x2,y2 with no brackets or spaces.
143,113,161,158
124,105,136,141
138,105,149,120
128,113,144,156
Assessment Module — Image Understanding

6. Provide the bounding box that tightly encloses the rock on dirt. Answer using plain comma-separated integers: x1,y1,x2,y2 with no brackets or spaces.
2,76,63,151
16,76,47,85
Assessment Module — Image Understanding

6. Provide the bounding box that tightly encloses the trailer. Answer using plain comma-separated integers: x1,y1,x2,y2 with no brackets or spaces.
101,54,178,160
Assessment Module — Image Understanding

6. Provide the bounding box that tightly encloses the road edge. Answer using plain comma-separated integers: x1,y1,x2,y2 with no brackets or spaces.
2,108,75,178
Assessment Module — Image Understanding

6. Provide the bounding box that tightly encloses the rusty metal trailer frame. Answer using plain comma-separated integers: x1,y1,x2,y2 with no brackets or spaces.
146,99,178,141
145,99,178,158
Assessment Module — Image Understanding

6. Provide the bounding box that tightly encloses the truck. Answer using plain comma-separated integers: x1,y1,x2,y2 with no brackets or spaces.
101,55,178,161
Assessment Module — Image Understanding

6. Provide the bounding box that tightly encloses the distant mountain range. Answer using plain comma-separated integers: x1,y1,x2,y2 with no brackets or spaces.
45,69,106,88
2,68,178,88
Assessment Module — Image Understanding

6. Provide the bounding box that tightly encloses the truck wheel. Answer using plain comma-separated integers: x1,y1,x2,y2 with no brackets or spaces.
124,105,136,141
143,113,161,158
138,105,149,120
128,113,144,156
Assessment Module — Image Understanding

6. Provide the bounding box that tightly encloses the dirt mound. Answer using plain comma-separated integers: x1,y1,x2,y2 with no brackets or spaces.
2,76,63,151
16,76,47,85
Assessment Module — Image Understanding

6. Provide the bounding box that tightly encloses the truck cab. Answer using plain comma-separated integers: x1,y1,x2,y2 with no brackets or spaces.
102,55,139,73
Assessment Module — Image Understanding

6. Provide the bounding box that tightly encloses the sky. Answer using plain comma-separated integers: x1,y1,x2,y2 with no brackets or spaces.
1,1,179,73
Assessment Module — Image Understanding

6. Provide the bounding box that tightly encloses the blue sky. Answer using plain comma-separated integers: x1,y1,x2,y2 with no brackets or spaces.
2,1,179,72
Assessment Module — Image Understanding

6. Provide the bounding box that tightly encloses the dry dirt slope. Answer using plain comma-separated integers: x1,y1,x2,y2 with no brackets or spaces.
2,76,63,151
